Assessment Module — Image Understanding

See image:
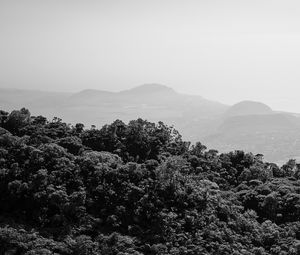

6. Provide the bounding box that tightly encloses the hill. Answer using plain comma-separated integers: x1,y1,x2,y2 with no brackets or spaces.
0,84,228,138
2,85,300,163
1,108,300,254
225,100,273,117
120,83,177,95
203,102,300,163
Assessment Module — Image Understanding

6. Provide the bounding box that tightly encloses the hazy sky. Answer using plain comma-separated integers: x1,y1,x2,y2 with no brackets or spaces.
1,0,300,111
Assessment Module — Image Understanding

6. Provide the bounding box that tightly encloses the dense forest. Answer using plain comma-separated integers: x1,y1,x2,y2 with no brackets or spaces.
1,108,300,254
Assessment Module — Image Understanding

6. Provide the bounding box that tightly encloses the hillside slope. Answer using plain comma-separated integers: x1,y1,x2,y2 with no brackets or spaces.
203,101,300,163
0,84,228,139
2,87,300,163
0,108,300,254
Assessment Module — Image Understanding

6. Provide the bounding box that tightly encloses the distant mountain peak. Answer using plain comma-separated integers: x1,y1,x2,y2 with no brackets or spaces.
225,100,273,117
120,84,176,95
76,89,112,95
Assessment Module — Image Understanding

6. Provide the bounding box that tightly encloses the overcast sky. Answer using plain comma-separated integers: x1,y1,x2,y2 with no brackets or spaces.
1,0,300,111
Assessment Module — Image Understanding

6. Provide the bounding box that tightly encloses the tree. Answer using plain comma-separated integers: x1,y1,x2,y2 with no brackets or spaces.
4,108,30,134
0,110,9,127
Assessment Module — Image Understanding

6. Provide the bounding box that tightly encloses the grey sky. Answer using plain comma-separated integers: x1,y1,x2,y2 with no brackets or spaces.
1,0,300,111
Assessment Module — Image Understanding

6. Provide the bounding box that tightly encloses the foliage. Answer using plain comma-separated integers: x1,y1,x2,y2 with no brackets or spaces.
0,108,300,254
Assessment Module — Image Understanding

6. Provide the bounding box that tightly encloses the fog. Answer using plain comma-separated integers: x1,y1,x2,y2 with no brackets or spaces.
1,0,300,111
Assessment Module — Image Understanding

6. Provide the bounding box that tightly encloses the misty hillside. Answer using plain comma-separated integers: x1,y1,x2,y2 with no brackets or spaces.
203,102,300,163
64,84,227,121
0,84,228,138
225,101,273,117
2,85,300,163
0,88,70,112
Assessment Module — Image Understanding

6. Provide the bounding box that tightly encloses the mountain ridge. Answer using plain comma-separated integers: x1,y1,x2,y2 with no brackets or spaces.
2,84,300,163
120,83,177,95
